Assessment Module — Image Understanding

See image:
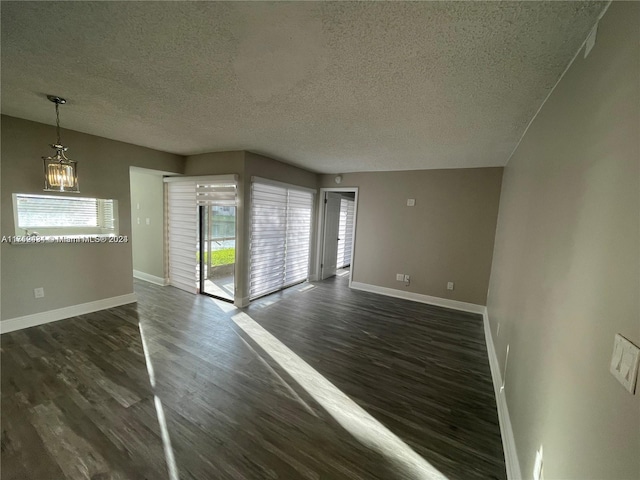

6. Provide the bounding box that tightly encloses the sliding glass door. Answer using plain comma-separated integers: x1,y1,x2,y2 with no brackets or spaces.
165,175,237,301
250,180,314,300
199,205,236,301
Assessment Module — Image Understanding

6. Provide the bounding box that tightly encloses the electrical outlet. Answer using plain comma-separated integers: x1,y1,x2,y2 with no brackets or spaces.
533,446,544,480
404,274,410,283
396,274,404,281
447,282,454,290
34,287,45,299
610,334,640,394
145,218,150,225
406,198,416,207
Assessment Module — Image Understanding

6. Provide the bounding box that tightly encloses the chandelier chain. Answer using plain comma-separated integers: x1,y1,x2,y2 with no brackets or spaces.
55,101,61,145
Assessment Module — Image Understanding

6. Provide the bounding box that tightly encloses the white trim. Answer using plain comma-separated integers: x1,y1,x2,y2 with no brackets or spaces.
251,176,317,194
163,174,238,183
0,293,138,334
505,1,611,166
133,270,168,286
483,309,522,480
350,281,485,314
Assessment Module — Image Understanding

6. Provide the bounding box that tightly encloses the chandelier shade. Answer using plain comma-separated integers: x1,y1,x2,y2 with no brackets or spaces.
42,95,79,192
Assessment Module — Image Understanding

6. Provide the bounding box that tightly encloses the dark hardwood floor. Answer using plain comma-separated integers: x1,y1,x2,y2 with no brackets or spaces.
1,274,506,480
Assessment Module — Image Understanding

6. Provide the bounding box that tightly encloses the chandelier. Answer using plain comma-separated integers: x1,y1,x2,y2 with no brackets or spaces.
43,95,79,192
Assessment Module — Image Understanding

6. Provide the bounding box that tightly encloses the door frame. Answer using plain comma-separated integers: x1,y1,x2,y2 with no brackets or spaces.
314,187,359,286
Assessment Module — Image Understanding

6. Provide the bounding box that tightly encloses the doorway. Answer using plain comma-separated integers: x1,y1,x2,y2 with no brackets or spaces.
317,188,358,284
165,175,238,302
199,204,236,302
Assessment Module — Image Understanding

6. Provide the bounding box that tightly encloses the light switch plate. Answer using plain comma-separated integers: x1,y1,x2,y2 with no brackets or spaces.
610,334,640,394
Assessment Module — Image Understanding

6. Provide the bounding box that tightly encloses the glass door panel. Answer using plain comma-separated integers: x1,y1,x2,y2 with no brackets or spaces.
199,205,236,302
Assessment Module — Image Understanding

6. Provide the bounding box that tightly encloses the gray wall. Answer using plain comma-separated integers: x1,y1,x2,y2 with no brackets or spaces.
486,3,639,479
130,169,166,280
244,151,319,190
184,151,245,177
320,168,503,305
0,115,184,320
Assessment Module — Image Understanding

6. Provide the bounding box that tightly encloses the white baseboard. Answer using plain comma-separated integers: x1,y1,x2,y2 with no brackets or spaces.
349,281,486,314
483,309,522,480
0,293,138,334
133,270,168,286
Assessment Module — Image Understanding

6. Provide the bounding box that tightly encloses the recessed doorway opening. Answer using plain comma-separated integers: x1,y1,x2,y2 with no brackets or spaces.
316,187,358,285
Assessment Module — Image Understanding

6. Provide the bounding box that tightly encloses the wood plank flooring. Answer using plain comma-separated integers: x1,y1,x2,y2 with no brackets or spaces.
1,275,506,480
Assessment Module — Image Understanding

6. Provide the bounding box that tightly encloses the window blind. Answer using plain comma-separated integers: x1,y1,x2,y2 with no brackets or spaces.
250,181,314,300
285,189,314,285
166,182,198,294
99,199,116,231
337,198,355,269
165,176,238,295
14,194,116,234
196,181,237,206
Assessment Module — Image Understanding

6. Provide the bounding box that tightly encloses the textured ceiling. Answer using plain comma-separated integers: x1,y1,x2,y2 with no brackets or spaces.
1,1,606,173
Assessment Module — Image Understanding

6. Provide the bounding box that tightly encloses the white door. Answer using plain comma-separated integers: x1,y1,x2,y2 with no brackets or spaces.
321,192,341,279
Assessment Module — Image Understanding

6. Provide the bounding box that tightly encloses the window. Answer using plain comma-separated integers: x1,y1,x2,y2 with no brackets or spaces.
250,179,314,300
13,194,118,237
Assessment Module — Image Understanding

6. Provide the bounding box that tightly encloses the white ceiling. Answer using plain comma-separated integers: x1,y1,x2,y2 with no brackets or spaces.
1,1,605,173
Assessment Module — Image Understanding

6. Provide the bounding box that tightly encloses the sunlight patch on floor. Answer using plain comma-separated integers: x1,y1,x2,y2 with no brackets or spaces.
153,395,180,480
232,312,449,480
138,323,156,388
297,284,316,292
209,297,238,313
237,334,319,418
138,322,180,480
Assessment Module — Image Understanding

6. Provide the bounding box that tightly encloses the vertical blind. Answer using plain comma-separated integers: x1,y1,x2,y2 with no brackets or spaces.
337,198,355,269
166,182,198,294
165,176,237,294
250,181,314,300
